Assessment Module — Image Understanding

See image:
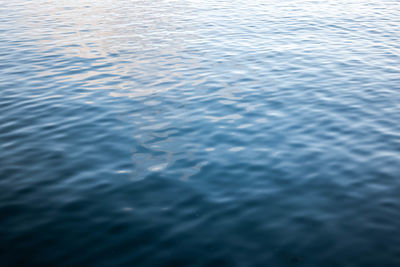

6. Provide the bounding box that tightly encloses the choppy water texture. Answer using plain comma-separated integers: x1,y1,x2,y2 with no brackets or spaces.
1,0,400,266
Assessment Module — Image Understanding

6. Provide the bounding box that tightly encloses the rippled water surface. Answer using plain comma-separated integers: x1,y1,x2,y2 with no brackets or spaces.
1,0,400,266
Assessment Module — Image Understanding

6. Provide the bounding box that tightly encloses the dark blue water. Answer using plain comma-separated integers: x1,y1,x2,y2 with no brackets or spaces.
1,0,400,266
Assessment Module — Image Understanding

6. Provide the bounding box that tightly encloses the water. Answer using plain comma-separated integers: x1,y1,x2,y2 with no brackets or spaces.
1,0,400,266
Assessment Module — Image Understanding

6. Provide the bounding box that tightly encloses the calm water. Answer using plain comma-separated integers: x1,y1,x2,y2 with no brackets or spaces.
1,0,400,266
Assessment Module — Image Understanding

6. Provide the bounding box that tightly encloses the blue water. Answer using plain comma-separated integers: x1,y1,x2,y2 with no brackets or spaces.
1,0,400,266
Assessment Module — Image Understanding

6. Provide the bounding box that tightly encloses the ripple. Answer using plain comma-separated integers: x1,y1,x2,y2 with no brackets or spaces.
1,0,400,266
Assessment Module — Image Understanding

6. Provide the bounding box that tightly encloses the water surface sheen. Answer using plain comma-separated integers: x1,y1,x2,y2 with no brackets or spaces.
1,0,400,266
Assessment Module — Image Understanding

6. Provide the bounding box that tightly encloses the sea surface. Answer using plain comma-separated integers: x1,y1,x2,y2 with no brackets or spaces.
1,0,400,266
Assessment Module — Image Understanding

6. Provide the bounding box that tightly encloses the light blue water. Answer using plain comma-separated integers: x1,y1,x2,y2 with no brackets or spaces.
1,0,400,266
